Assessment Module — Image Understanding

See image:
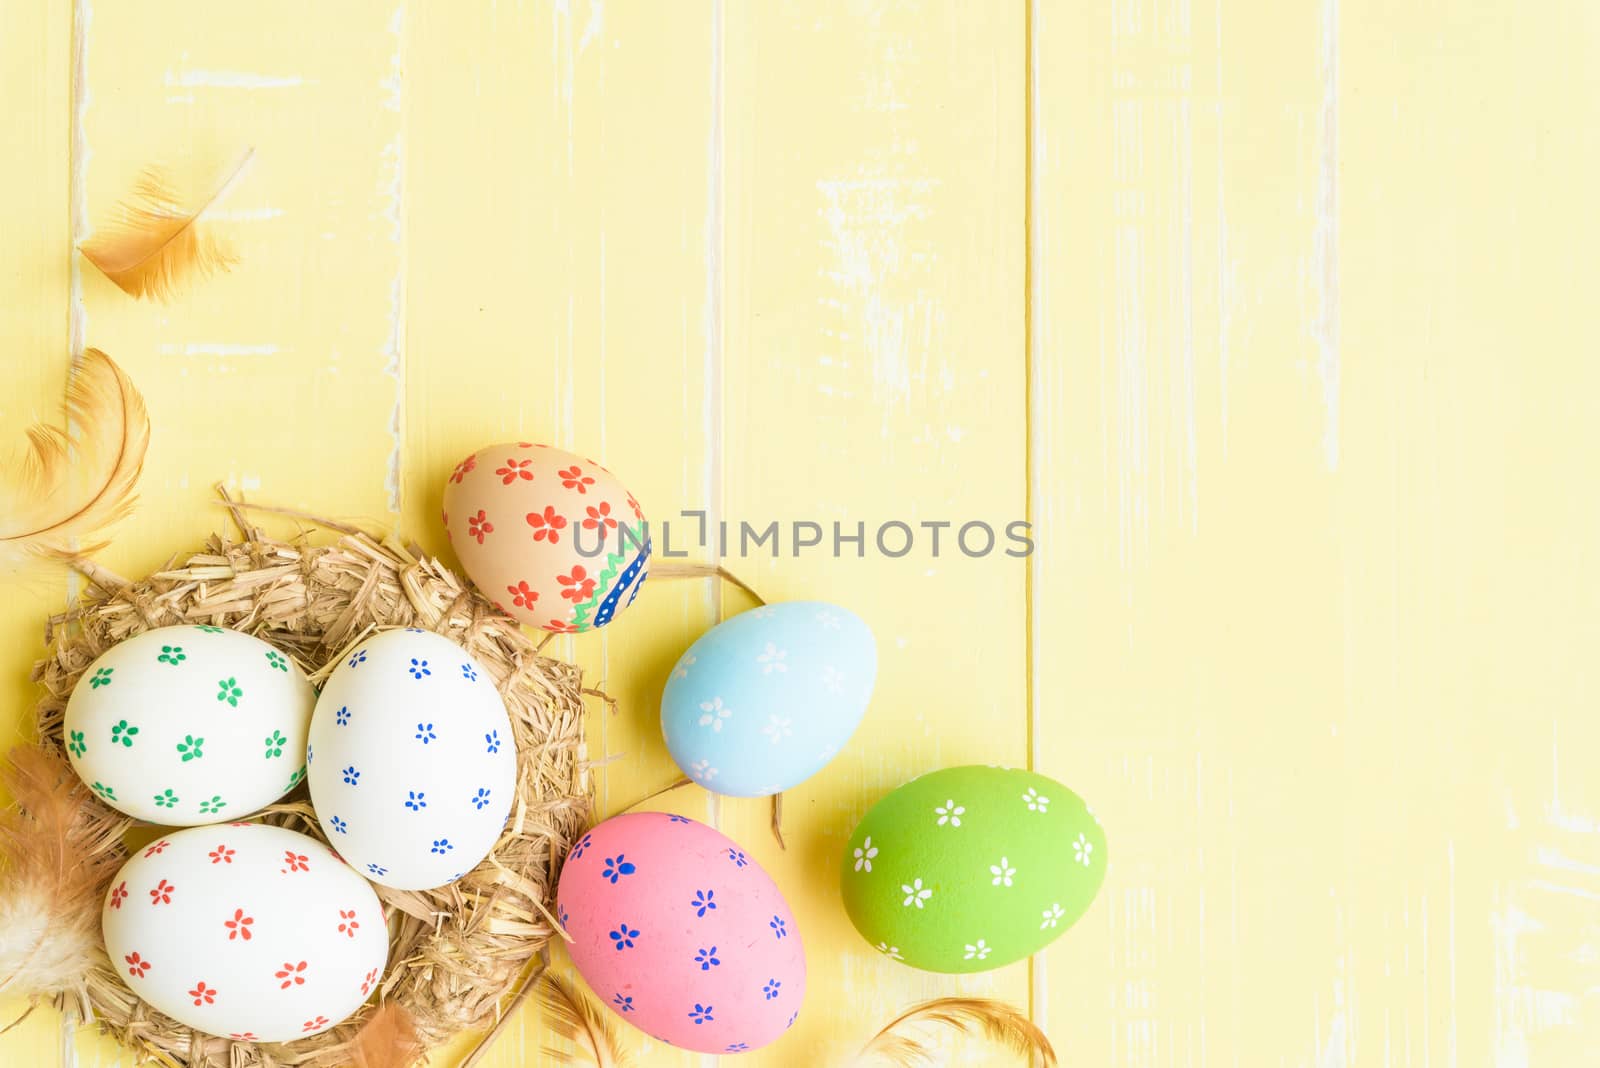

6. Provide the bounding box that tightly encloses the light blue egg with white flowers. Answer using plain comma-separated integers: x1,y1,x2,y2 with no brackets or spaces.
661,601,876,797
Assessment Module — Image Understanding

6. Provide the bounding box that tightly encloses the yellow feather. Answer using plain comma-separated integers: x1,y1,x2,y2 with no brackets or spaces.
536,973,633,1068
79,148,253,301
0,349,150,564
852,997,1058,1067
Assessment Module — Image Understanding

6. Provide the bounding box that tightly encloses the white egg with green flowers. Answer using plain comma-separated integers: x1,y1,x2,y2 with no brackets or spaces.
64,625,315,824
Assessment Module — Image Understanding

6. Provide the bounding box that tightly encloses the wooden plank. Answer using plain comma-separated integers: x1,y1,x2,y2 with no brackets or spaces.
73,0,406,565
1032,0,1600,1064
720,1,1029,1061
398,3,718,1065
0,0,70,739
0,0,76,1059
1335,3,1600,1062
58,2,406,1064
1032,0,1355,1059
3,1,1588,1065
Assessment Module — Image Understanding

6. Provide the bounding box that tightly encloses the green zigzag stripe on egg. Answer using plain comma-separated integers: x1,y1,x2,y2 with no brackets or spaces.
570,551,626,629
569,535,651,630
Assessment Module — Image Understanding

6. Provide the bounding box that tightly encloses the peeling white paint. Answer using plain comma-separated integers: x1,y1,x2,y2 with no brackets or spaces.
1313,972,1350,1068
380,4,407,517
1544,798,1599,835
1216,0,1233,458
1527,880,1600,902
1533,846,1600,878
1175,95,1198,534
163,69,307,89
1492,887,1585,1065
815,172,937,423
157,343,282,357
212,206,286,221
1113,159,1148,571
700,0,723,598
1312,0,1341,471
577,0,605,54
69,0,92,363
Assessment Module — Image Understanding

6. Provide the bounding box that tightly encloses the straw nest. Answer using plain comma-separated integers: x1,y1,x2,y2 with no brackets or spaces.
26,499,593,1066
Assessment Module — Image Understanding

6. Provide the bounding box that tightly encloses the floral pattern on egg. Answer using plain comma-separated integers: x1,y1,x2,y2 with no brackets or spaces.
557,812,805,1054
307,629,516,890
65,626,315,824
661,602,876,798
840,765,1107,974
441,442,649,632
100,823,388,1043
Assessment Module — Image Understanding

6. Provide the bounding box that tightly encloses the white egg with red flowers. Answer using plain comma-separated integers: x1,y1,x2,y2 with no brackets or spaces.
100,823,388,1042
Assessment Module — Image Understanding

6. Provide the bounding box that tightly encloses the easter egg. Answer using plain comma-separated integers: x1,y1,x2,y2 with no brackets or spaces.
306,628,516,890
101,822,388,1042
840,766,1106,973
660,602,875,797
441,442,649,633
557,812,805,1054
64,625,315,824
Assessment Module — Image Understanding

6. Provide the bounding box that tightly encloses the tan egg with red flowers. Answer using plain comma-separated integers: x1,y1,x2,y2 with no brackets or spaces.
441,443,649,632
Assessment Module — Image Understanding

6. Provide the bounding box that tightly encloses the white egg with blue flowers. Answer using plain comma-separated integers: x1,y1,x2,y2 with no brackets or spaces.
661,601,876,797
307,628,516,890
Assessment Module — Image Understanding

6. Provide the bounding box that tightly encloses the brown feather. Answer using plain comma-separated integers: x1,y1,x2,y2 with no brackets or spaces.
536,972,632,1067
80,148,253,300
349,1002,423,1068
0,746,123,1000
0,348,150,565
852,997,1058,1067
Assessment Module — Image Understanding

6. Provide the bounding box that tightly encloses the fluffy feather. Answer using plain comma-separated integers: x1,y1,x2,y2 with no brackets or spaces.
0,747,121,1000
537,973,632,1067
0,349,150,565
349,1002,423,1068
80,148,253,300
852,997,1058,1067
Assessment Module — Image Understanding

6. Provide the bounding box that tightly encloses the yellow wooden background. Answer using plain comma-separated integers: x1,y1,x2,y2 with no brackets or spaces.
4,0,1599,1065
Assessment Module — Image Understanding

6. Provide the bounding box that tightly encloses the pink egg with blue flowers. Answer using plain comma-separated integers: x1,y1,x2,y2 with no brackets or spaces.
556,812,805,1054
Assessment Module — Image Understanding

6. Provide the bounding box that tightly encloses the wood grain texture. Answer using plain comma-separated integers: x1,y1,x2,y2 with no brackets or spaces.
720,1,1028,1062
0,0,70,751
398,1,719,1064
2,0,1598,1065
1032,1,1600,1066
6,1,412,1063
0,0,73,1056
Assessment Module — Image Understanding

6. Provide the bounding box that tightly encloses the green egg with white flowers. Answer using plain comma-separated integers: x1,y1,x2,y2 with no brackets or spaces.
840,765,1106,972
